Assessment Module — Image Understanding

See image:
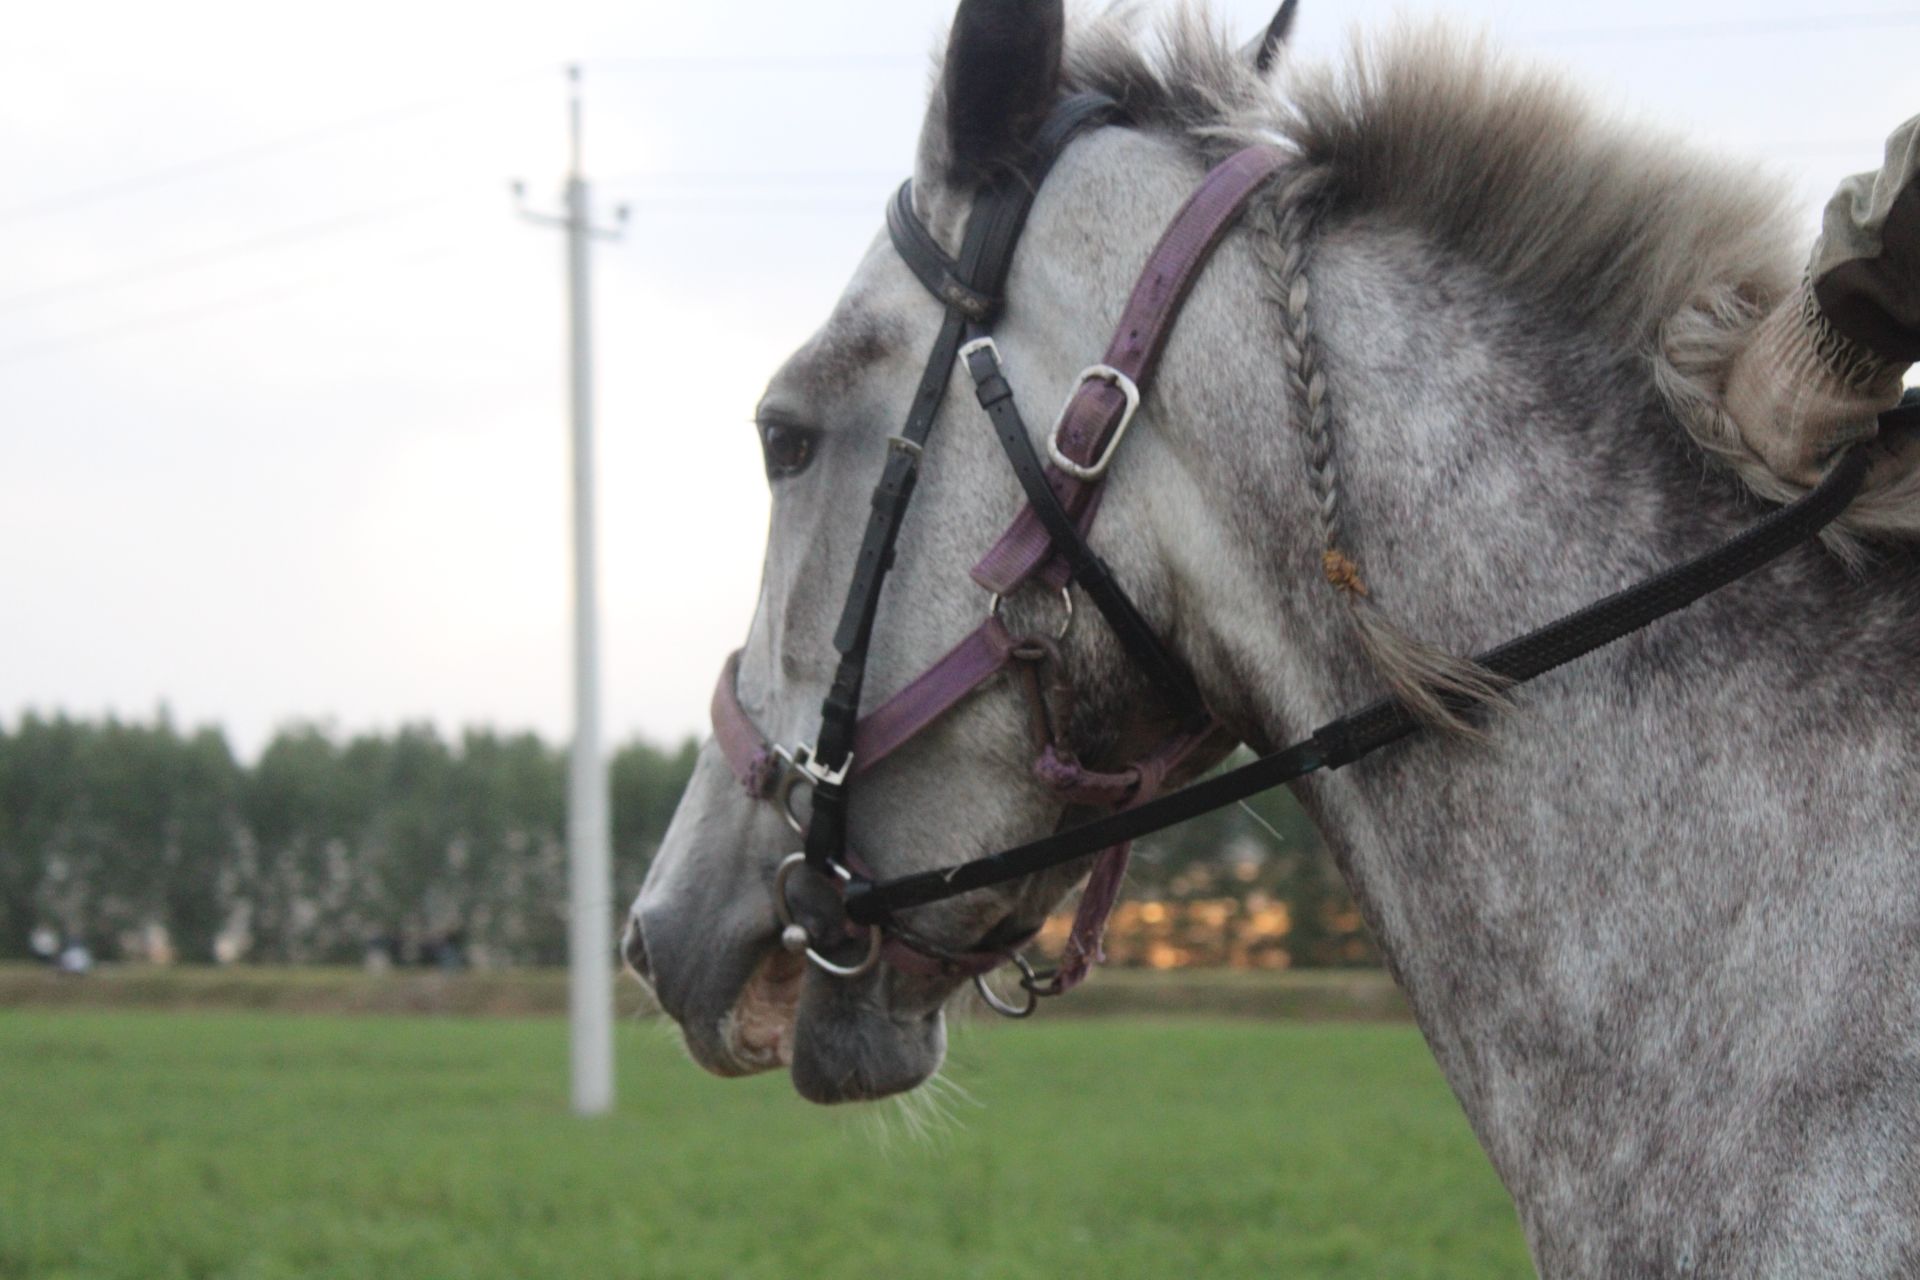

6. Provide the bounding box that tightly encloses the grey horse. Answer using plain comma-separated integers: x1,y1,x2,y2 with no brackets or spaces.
629,2,1920,1273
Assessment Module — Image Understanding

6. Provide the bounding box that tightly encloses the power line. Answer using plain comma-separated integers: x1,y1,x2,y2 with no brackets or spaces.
0,245,460,368
0,69,547,227
601,169,897,186
585,16,1920,66
586,53,920,72
1765,138,1895,159
0,193,458,315
623,197,880,216
1532,11,1920,44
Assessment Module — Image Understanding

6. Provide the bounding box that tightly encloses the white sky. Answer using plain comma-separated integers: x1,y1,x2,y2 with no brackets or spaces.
2,0,1914,758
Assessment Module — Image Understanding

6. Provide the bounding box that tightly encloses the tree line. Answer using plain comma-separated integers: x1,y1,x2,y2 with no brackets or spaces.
0,711,1376,968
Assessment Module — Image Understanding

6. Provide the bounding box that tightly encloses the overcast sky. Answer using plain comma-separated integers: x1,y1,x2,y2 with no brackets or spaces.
2,0,1915,758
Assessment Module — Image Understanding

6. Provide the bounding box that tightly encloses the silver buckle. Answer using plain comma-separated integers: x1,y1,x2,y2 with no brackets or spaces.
767,743,851,836
787,742,852,789
768,745,809,836
958,335,1000,365
1048,364,1141,481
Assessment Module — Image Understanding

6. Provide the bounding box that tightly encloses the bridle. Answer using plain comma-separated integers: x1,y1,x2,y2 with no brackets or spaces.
710,93,1887,1018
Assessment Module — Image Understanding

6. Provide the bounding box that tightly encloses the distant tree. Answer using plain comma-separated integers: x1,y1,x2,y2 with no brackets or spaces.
0,711,1378,970
1235,784,1375,966
28,713,241,963
1120,753,1380,968
0,715,84,959
356,726,456,955
157,727,241,962
610,736,698,901
64,716,169,958
454,729,565,965
243,726,347,962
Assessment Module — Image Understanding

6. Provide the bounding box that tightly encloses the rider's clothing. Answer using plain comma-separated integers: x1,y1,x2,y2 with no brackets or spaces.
1808,115,1920,380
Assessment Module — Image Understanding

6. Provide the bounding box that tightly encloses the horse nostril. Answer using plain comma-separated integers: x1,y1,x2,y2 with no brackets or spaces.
622,912,653,983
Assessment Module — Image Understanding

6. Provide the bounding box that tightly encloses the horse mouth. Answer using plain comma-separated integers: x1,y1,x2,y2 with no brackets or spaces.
718,947,806,1072
629,902,955,1097
697,947,951,1102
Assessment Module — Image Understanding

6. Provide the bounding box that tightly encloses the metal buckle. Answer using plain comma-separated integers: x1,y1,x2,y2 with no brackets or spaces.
958,335,1000,365
1048,364,1141,481
987,585,1074,641
768,746,809,836
973,953,1043,1019
772,853,882,979
787,742,852,789
768,743,851,836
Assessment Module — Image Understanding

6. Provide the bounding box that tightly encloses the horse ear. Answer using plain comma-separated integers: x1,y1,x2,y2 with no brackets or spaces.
938,0,1065,184
1244,0,1300,73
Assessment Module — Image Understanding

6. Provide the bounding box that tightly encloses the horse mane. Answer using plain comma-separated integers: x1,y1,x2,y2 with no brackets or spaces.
1060,9,1916,549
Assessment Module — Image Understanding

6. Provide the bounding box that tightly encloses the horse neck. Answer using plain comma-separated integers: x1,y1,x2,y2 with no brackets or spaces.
1159,214,1920,1268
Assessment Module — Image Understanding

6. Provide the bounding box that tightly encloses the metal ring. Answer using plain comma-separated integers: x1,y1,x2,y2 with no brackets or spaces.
987,585,1074,641
973,953,1041,1019
773,764,808,836
772,853,882,979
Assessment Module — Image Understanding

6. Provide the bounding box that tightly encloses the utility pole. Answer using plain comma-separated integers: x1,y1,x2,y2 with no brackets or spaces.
514,64,628,1117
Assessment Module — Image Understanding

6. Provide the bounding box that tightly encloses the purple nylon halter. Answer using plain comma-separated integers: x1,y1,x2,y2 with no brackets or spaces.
711,142,1288,999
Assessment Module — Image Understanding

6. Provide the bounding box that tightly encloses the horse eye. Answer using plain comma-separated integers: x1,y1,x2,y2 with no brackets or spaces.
758,419,818,480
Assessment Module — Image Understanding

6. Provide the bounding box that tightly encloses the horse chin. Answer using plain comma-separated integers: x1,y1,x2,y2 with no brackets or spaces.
787,971,949,1104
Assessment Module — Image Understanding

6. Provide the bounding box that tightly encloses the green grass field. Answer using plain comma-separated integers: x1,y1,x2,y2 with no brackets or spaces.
0,1009,1532,1279
0,963,1413,1021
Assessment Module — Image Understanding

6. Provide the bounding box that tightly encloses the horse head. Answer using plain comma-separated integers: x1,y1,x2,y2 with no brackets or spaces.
626,0,1277,1103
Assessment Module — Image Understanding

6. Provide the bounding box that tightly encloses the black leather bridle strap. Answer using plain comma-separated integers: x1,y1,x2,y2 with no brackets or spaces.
802,93,1121,877
884,92,1121,328
843,445,1872,922
964,340,1209,720
887,186,996,322
803,307,969,874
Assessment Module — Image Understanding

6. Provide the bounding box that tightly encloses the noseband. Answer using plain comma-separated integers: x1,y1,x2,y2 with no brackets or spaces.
711,93,1883,1016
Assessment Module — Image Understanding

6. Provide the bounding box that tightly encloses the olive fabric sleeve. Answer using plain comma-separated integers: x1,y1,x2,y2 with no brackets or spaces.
1721,119,1918,486
1810,116,1920,370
